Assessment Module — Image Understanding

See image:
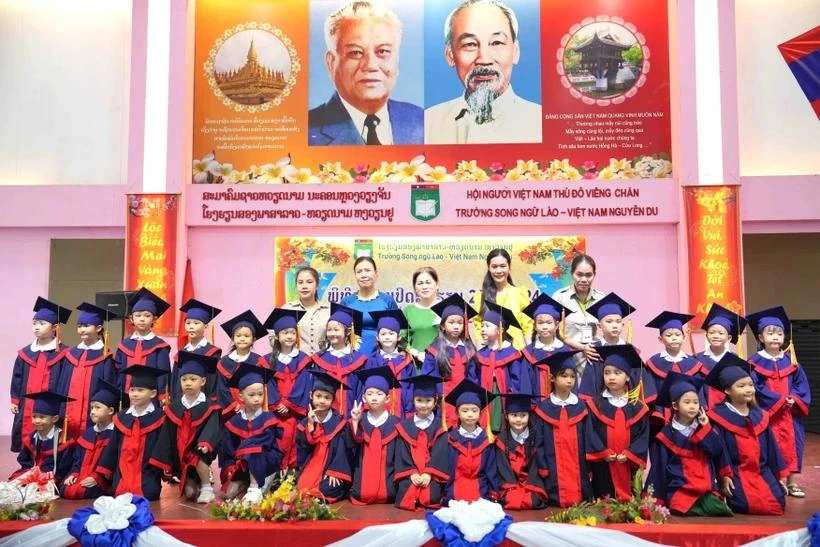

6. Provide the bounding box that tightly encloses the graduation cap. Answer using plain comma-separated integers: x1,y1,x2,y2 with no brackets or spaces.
703,353,752,391
481,301,521,331
370,309,409,334
536,350,583,377
123,365,169,390
180,298,222,324
229,363,276,391
90,379,127,410
646,311,695,334
32,297,72,325
655,372,705,408
356,366,400,394
746,306,790,335
177,351,219,378
701,303,747,344
499,393,535,414
586,292,635,321
220,310,267,340
328,302,363,334
264,308,306,333
128,287,170,318
25,391,74,417
444,379,496,410
596,344,643,374
76,302,120,325
431,293,477,321
401,374,442,398
522,294,572,322
308,369,348,395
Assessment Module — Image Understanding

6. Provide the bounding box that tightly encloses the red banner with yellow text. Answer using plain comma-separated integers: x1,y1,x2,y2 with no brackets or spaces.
684,186,744,327
125,194,180,336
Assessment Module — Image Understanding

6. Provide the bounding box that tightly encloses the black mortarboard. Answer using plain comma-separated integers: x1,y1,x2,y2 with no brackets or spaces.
180,298,222,324
33,297,72,325
220,310,267,340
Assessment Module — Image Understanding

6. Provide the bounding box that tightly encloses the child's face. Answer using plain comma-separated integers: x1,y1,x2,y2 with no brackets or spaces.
758,326,784,351
413,395,436,419
706,325,729,349
535,315,557,341
603,365,628,392
185,318,206,340
278,327,298,350
180,373,206,397
32,320,55,341
363,387,388,412
672,391,700,421
552,368,576,393
377,328,398,351
31,413,58,433
76,323,101,344
599,314,623,339
458,404,480,428
660,328,684,352
443,316,464,340
130,311,155,333
325,321,347,347
481,321,500,343
128,386,157,407
232,326,254,351
89,401,114,424
311,390,333,412
725,376,755,405
507,411,529,433
240,383,265,412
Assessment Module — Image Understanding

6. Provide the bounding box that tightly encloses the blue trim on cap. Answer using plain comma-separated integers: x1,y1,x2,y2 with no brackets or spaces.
132,299,157,315
33,309,58,323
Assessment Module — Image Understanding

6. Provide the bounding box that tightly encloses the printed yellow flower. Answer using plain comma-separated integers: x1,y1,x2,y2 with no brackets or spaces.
452,160,489,182
319,162,353,184
248,164,263,178
545,159,581,181
223,170,249,184
369,170,388,183
507,159,545,181
192,155,216,183
287,167,320,184
388,161,433,182
634,516,645,525
427,166,456,182
210,163,234,178
258,163,297,184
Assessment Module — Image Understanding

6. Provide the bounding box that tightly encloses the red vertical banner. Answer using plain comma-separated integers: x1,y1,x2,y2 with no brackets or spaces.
125,194,180,336
684,186,744,326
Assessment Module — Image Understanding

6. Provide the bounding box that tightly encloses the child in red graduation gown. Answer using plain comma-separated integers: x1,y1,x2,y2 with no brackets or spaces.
10,297,71,453
264,308,313,470
59,302,118,441
746,306,811,498
366,310,416,419
349,366,401,505
171,299,222,401
150,352,222,504
495,393,548,509
216,310,270,419
115,288,171,404
520,294,572,402
295,371,353,502
62,380,122,499
9,391,75,485
394,375,449,510
421,294,478,429
532,351,593,508
585,345,649,502
220,364,283,504
695,303,747,409
444,380,498,503
96,366,168,501
645,372,733,516
706,354,788,515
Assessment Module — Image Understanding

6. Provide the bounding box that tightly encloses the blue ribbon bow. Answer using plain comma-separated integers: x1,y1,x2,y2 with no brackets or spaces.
425,511,513,547
67,495,154,547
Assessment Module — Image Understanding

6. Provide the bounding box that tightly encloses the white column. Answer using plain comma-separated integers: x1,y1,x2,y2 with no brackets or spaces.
141,0,171,193
693,0,724,185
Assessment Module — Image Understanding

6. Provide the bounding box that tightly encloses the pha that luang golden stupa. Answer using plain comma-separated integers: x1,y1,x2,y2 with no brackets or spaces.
215,40,287,105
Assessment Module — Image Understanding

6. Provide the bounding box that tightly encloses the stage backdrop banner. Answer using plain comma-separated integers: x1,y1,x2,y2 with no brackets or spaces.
125,194,179,336
684,186,744,327
192,0,671,184
273,236,586,307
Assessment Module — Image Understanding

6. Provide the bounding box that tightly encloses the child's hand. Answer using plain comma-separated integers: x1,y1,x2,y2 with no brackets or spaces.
64,475,77,486
80,476,98,488
721,476,734,497
198,445,210,454
410,473,422,486
307,404,317,423
605,453,617,462
615,454,627,463
325,474,340,488
697,407,709,426
350,400,363,423
276,403,289,415
420,473,431,488
786,397,794,407
9,404,18,415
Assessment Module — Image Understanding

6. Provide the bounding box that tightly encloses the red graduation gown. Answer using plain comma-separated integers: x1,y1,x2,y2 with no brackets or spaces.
349,415,400,505
494,429,548,510
295,412,352,502
115,337,171,403
60,346,117,441
61,425,113,499
393,417,449,510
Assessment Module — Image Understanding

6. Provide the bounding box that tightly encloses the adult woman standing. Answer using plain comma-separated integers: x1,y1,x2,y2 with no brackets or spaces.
283,266,330,354
339,256,399,355
472,249,533,350
403,267,442,362
551,254,606,364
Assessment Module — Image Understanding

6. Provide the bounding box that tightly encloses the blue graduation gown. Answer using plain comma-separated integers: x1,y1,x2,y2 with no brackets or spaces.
521,343,570,402
393,417,449,510
59,346,117,441
470,346,529,431
420,345,472,428
220,411,283,489
115,337,171,403
579,342,656,404
644,353,704,424
366,352,416,418
310,350,367,416
170,343,222,401
265,350,313,469
216,352,269,417
695,351,733,409
10,431,74,484
445,429,497,503
708,404,787,515
494,429,547,510
350,415,400,504
295,412,352,502
61,425,113,499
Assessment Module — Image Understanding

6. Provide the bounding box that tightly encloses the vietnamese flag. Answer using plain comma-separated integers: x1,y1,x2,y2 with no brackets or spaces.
778,25,820,119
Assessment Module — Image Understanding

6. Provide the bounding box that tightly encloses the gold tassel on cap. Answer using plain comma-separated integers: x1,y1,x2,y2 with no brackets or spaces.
484,406,494,444
560,310,566,340
788,323,798,365
61,418,69,443
104,329,110,356
55,324,61,348
627,318,633,344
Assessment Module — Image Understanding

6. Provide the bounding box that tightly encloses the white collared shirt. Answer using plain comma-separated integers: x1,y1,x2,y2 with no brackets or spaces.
94,422,115,433
183,338,209,352
534,339,564,352
130,332,156,341
181,391,206,409
30,338,57,352
329,345,352,358
240,407,263,421
725,402,749,417
757,349,784,360
77,339,104,351
126,402,156,417
511,428,530,445
277,347,300,365
703,347,728,360
380,349,400,360
487,340,512,351
446,339,465,349
599,338,626,347
602,390,628,408
35,427,56,442
366,410,389,427
338,94,393,145
671,418,697,438
458,425,483,439
550,392,579,407
413,414,434,430
228,350,251,362
660,350,689,363
316,410,333,424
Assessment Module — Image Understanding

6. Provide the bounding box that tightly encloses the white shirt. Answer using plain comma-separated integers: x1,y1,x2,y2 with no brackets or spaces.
757,349,784,360
446,340,465,349
458,425,483,439
599,338,626,346
240,407,263,421
126,403,155,417
277,348,300,365
535,339,565,352
425,86,542,144
35,427,56,441
602,390,628,408
413,414,434,430
366,410,389,427
703,347,728,360
94,422,115,433
228,350,251,362
338,94,393,145
550,392,579,407
183,338,209,352
30,338,57,352
551,286,607,344
659,350,689,363
316,410,333,424
181,392,206,409
725,402,749,417
511,428,530,444
671,418,697,438
487,340,513,351
329,345,352,358
77,339,104,351
130,332,156,341
380,349,400,360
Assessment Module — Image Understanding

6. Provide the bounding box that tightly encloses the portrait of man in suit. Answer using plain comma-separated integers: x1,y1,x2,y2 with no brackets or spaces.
308,1,423,146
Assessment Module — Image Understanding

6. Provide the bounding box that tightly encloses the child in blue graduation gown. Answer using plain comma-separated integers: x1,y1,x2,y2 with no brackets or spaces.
216,310,270,419
60,302,118,442
295,371,353,502
311,304,367,416
11,298,71,453
394,375,449,511
532,351,593,508
150,352,222,504
349,366,401,505
264,308,313,470
444,380,498,503
220,364,283,504
367,310,416,419
585,345,649,502
61,380,121,499
96,366,167,501
520,295,572,402
695,303,747,409
705,355,788,515
9,391,75,485
645,373,733,516
172,299,222,401
746,307,811,498
495,393,547,510
115,288,171,404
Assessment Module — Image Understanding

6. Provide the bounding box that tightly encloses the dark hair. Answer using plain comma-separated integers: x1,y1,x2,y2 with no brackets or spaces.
530,314,562,345
481,248,514,305
294,266,320,301
432,321,476,377
373,327,408,356
267,327,299,368
412,266,439,286
570,253,596,275
353,256,377,272
226,324,257,355
499,413,536,463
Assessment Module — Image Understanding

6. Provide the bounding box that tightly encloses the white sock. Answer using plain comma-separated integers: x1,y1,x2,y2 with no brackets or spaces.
201,484,213,492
